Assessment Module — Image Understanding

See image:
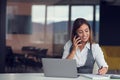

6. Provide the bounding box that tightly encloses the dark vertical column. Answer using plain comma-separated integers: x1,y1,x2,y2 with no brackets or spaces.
100,1,120,45
0,0,7,72
68,5,71,39
93,5,96,40
44,5,47,42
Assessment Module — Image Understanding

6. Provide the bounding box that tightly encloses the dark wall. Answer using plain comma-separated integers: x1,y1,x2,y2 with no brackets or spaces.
99,2,120,46
0,0,6,72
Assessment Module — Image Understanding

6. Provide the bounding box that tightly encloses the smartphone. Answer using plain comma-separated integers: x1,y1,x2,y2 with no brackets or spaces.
75,35,81,44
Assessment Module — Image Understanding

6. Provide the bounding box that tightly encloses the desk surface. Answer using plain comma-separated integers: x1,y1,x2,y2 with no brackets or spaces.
0,73,117,80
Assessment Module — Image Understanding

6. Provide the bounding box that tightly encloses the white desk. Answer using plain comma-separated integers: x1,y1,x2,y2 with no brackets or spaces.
0,73,116,80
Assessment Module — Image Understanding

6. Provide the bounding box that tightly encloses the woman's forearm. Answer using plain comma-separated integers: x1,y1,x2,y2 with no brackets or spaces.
66,50,76,59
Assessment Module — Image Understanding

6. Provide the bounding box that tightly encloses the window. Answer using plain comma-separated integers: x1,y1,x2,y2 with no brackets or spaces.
6,2,99,57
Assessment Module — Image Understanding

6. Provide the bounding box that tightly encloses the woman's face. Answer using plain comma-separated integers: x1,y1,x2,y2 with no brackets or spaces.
76,24,90,43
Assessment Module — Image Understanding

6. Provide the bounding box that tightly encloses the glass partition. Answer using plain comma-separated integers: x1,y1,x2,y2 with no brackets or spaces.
6,1,99,66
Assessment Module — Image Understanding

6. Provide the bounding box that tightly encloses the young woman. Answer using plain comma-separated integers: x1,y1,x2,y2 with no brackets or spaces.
62,18,108,75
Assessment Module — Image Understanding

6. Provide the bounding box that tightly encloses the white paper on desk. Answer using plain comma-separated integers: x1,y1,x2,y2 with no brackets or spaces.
80,74,110,80
108,74,120,79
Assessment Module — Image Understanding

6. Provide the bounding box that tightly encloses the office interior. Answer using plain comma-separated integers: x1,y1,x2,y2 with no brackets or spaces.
0,0,120,73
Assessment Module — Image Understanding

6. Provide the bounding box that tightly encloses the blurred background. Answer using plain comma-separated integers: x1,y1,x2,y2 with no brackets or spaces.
0,0,120,73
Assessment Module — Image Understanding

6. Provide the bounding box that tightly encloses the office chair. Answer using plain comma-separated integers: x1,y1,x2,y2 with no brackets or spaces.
5,46,24,72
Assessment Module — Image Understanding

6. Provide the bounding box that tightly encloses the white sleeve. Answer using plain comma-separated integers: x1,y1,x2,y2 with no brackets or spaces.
62,40,72,59
92,44,108,68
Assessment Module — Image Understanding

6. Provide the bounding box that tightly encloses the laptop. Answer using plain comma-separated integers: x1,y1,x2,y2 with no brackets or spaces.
42,58,78,78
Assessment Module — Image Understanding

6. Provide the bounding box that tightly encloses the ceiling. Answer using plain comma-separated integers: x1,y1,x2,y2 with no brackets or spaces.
101,0,120,6
7,0,100,5
7,0,120,6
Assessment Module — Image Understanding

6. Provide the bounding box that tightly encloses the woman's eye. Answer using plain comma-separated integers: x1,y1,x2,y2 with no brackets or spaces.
85,29,89,32
78,31,82,34
85,30,88,32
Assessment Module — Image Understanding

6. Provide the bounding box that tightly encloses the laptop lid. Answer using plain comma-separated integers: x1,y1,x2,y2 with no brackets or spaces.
42,58,78,78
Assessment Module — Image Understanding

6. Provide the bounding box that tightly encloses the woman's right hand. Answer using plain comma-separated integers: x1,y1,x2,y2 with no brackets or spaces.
66,36,82,59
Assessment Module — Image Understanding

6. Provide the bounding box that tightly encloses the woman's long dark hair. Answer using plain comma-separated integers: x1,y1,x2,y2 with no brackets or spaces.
71,18,95,47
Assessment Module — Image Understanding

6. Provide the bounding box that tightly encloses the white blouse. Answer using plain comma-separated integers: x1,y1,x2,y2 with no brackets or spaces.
62,40,108,68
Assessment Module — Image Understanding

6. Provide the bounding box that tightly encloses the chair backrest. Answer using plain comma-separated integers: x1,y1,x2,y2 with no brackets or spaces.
21,46,36,51
6,46,13,55
38,49,48,58
5,46,14,65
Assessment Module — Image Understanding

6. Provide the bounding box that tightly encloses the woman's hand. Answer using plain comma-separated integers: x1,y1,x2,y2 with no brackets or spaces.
98,67,108,75
66,36,82,59
72,36,82,50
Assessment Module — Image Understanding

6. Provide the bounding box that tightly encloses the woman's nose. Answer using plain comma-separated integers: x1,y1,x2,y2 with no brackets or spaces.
83,31,86,36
